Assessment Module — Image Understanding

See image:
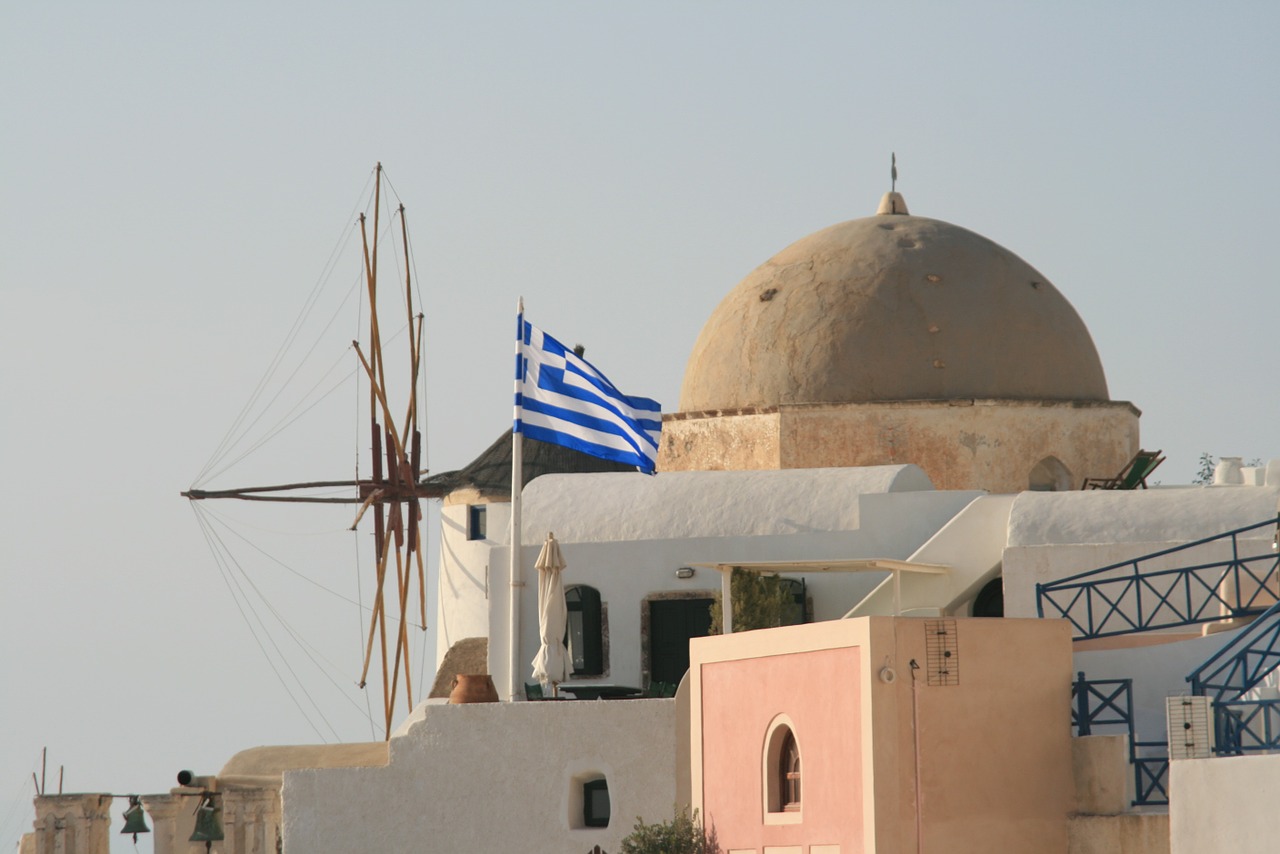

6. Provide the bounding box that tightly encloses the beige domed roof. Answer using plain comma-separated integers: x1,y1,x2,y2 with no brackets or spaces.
679,196,1109,411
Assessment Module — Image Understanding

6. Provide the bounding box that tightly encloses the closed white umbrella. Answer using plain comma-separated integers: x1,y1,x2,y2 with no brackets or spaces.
531,531,569,695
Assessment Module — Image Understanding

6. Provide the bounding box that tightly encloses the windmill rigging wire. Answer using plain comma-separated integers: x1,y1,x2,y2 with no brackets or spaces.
195,503,371,613
202,314,416,488
188,165,433,744
194,219,362,487
0,769,37,851
196,267,363,484
194,505,371,739
197,335,360,486
191,504,332,742
194,508,374,723
195,509,339,740
194,165,378,486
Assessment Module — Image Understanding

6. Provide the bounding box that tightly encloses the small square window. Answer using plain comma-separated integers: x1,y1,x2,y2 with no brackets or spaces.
583,778,610,828
468,505,487,541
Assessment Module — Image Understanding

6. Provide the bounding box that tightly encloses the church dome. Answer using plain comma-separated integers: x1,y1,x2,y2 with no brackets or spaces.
678,196,1110,412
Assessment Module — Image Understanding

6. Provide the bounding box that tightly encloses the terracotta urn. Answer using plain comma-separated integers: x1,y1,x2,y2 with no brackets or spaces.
449,674,499,704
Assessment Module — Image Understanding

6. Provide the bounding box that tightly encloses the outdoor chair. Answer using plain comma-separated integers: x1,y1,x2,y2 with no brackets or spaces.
525,682,545,700
1081,449,1166,490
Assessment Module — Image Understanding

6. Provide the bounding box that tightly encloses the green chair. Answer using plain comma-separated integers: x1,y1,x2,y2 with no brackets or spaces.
525,682,545,700
1082,450,1165,490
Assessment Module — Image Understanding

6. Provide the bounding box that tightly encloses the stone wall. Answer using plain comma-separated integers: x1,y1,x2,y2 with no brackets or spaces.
660,399,1140,494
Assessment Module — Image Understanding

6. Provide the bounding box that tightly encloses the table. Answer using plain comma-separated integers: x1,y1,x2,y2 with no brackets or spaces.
558,684,643,700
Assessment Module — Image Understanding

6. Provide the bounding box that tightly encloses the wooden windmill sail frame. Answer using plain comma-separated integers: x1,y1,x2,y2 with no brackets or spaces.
183,163,427,739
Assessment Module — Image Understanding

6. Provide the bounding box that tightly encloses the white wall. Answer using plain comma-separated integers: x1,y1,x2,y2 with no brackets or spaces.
483,487,982,699
522,465,936,543
435,501,510,666
1003,485,1278,620
438,467,979,699
1170,754,1280,853
283,699,677,854
1006,485,1278,548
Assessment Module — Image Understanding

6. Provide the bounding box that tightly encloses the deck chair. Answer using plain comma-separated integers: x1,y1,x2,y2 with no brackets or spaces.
1082,449,1165,490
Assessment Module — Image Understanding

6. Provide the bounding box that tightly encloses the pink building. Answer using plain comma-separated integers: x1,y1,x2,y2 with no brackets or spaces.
689,617,1075,854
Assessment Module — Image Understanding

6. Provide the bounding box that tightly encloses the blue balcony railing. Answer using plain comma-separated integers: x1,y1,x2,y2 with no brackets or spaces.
1037,517,1280,640
1214,699,1280,755
1187,599,1280,702
1132,741,1169,806
1070,672,1168,806
1072,672,1134,738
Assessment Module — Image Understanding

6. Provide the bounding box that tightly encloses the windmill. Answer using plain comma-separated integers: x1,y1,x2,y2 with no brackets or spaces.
183,164,427,739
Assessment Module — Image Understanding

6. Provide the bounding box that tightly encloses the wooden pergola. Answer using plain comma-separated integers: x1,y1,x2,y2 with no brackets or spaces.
691,558,951,632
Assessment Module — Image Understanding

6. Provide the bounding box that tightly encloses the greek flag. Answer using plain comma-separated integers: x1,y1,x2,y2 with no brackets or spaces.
514,311,662,474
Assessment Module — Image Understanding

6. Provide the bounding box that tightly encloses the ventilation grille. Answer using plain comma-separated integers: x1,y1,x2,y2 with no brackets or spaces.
1166,696,1213,760
924,619,960,686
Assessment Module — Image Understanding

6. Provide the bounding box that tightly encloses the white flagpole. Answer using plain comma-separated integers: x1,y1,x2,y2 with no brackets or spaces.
509,297,525,701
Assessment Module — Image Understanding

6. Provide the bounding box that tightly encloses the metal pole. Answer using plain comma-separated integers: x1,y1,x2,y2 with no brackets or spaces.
509,299,525,700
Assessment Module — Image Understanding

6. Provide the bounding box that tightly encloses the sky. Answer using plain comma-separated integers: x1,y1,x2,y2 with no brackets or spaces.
2,2,1279,849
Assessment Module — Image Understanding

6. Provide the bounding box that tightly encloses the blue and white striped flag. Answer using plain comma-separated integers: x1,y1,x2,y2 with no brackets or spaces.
514,312,662,474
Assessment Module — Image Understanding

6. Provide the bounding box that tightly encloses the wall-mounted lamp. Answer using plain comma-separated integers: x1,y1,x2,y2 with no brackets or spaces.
675,567,696,579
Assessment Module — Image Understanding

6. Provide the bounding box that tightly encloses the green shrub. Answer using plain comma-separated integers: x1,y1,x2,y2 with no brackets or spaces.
708,568,800,634
619,806,719,854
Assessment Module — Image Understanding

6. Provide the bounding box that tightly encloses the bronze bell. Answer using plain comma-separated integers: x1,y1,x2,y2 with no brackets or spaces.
120,795,149,840
189,793,224,846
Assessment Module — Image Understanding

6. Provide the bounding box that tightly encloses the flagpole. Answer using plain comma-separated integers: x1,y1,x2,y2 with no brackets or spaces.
509,297,525,702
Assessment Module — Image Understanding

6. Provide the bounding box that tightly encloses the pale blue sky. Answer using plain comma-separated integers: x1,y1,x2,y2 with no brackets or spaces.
3,3,1278,849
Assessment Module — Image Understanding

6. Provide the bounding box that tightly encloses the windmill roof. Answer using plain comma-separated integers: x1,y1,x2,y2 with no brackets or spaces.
422,431,637,500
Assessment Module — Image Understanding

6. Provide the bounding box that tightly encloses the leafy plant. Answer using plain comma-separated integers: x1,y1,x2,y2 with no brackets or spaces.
1193,452,1216,485
619,806,720,854
1194,454,1265,485
708,569,802,634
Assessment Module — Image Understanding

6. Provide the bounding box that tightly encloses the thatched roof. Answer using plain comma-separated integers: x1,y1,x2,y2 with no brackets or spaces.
421,430,637,500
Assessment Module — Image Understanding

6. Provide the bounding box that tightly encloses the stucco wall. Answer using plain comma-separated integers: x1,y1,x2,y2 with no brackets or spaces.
661,399,1139,494
1003,486,1279,620
481,488,981,700
1170,754,1280,853
522,466,936,544
701,647,864,851
282,699,677,854
436,501,510,667
690,618,1075,854
441,468,978,700
661,408,781,470
879,617,1075,854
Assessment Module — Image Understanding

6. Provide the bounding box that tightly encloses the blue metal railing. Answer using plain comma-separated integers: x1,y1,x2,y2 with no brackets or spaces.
1037,517,1280,640
1072,672,1134,738
1213,699,1280,755
1070,672,1168,806
1187,599,1280,702
1132,741,1169,806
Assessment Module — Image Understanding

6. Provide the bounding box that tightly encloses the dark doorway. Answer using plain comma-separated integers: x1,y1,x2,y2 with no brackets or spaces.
972,577,1004,618
648,598,714,685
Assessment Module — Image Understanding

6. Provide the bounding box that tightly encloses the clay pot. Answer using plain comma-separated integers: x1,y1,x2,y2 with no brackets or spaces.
449,674,499,704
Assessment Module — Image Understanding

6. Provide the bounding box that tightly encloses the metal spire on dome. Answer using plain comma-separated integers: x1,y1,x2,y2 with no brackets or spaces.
877,153,909,215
